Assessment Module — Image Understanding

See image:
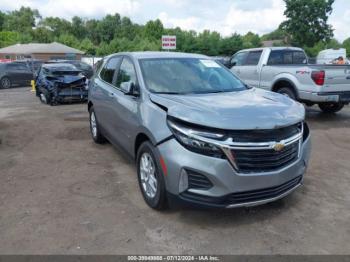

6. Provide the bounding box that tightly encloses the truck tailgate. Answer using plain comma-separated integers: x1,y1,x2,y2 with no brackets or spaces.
322,65,350,92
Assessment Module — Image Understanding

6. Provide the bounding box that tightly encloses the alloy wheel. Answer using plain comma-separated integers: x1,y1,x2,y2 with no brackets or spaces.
139,152,158,198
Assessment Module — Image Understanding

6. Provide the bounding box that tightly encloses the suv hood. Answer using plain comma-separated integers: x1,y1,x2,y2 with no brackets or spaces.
149,88,305,130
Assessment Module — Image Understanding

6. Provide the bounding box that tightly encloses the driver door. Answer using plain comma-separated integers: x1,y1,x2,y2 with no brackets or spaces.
108,56,140,155
229,51,248,79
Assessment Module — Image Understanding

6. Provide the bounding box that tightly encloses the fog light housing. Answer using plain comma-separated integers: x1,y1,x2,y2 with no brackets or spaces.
179,169,189,193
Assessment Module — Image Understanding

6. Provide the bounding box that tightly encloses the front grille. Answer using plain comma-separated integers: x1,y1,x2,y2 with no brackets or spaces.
187,170,213,190
227,123,301,142
180,176,302,207
233,141,299,173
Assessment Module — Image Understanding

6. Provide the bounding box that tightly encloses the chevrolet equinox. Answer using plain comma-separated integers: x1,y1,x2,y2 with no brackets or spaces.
88,52,311,210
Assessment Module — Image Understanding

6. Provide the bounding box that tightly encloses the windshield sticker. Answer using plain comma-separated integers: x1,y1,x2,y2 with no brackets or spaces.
200,59,221,68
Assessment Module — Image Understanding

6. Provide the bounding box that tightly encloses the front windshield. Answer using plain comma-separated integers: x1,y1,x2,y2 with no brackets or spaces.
139,58,246,94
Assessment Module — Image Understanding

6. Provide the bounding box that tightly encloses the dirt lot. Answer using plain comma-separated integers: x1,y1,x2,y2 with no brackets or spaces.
0,87,349,255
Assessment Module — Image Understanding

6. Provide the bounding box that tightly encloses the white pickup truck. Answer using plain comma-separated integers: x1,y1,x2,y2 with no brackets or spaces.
229,47,350,113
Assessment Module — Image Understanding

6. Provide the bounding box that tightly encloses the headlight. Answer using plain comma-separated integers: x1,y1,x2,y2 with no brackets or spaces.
167,118,225,158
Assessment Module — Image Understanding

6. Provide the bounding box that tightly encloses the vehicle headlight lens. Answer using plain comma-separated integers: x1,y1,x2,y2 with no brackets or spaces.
167,118,225,158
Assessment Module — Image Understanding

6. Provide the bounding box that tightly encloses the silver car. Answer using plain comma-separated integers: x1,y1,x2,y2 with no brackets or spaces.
88,52,311,210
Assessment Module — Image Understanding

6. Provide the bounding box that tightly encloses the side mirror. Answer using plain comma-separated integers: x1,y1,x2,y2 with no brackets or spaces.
231,61,237,67
120,81,138,96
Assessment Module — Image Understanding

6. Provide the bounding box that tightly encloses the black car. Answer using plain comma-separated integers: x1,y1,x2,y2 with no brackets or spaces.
0,62,33,89
35,63,88,105
48,60,94,79
15,59,44,74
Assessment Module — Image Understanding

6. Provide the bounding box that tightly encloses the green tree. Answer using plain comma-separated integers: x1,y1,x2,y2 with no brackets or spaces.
40,17,72,36
79,38,96,55
242,32,261,49
0,11,5,30
343,38,350,57
0,31,21,47
71,16,87,40
144,19,164,41
3,7,41,33
56,34,80,49
220,33,244,55
281,0,334,47
31,27,53,43
97,14,121,42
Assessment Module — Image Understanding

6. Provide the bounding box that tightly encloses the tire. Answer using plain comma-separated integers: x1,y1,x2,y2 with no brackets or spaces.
277,87,296,100
0,77,11,89
318,103,344,113
39,90,51,105
136,141,167,210
89,107,106,144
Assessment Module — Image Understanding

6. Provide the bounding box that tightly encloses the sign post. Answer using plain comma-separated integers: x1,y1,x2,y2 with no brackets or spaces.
162,35,176,51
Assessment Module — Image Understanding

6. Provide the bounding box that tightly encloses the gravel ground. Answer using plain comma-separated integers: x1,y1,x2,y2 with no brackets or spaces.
0,87,349,255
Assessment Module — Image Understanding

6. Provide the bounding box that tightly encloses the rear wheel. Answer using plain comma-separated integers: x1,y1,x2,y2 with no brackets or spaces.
318,103,344,113
137,141,167,210
89,107,106,144
277,87,296,100
0,77,11,89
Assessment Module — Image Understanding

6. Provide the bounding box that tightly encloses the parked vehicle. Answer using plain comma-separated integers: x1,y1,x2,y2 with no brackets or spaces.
15,59,44,74
48,59,94,78
229,47,350,113
88,52,311,210
210,56,231,68
316,48,348,64
0,62,33,89
35,63,88,105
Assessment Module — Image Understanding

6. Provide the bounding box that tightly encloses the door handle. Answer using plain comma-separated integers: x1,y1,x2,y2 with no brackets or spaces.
108,92,114,98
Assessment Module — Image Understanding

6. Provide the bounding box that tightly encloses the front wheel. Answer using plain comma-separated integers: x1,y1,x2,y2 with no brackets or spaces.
39,91,51,105
318,103,344,113
137,141,167,210
277,87,296,100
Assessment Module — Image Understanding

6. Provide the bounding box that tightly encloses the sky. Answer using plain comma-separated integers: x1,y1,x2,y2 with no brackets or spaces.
0,0,349,42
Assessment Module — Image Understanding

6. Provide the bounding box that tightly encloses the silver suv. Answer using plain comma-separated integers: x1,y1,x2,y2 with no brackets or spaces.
88,52,311,210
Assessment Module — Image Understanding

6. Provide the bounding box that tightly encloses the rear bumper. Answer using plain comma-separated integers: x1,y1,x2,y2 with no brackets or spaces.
299,90,350,103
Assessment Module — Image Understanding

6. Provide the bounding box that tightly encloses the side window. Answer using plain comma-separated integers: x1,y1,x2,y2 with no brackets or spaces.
100,57,121,84
231,52,248,66
293,51,307,64
268,50,307,65
115,58,137,88
245,51,263,65
17,64,29,71
267,50,283,65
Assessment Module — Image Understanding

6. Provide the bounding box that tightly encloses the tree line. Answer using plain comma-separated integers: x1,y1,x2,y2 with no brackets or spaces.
0,0,349,58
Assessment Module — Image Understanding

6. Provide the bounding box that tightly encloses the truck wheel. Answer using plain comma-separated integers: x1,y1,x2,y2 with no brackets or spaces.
277,87,296,100
136,141,168,210
318,103,344,113
0,77,11,89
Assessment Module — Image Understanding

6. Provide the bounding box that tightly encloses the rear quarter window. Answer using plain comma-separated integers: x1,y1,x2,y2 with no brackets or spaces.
268,50,307,65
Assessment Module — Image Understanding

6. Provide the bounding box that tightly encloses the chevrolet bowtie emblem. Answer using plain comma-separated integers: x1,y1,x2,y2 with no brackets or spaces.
273,143,285,152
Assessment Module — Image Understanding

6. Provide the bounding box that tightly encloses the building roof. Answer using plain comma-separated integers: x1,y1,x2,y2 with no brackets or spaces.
0,42,84,55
